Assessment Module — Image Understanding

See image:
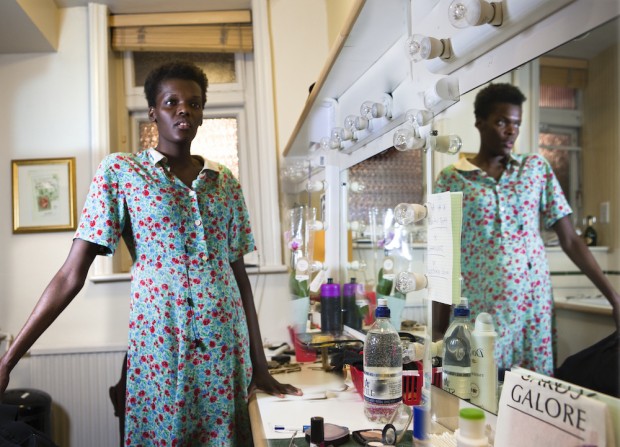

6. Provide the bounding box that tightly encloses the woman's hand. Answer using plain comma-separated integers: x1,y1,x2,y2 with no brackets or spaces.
248,367,302,398
0,356,10,396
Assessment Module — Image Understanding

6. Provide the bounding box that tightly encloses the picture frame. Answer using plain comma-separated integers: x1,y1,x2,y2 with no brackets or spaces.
12,157,77,234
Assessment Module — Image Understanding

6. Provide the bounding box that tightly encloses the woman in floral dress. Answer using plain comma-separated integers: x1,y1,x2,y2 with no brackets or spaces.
0,61,301,445
434,83,619,376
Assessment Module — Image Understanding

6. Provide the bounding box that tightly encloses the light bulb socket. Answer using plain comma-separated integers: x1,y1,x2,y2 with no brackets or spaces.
449,0,503,29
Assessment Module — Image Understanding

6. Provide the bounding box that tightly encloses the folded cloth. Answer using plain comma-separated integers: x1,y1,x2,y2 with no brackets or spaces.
555,330,619,398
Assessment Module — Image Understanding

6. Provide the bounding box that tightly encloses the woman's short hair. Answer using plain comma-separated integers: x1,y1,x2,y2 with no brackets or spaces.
144,60,209,108
474,83,526,119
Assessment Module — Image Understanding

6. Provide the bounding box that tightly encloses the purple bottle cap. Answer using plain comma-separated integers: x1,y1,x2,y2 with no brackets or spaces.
320,278,340,298
343,278,357,297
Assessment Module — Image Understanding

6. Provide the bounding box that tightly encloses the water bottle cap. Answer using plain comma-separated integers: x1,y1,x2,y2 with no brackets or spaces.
453,306,470,317
474,312,496,333
375,298,390,318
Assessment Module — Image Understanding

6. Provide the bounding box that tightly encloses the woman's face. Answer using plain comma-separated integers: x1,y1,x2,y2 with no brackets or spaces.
476,102,522,157
148,78,204,147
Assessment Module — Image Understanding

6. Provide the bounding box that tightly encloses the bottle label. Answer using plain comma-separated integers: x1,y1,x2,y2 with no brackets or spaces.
442,366,471,400
363,368,402,404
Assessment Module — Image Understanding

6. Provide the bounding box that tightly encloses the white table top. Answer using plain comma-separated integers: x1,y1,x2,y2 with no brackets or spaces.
249,362,389,445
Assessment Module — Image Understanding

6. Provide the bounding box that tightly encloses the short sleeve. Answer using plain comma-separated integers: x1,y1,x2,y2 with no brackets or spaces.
535,155,572,229
434,166,457,193
219,168,256,262
73,156,127,255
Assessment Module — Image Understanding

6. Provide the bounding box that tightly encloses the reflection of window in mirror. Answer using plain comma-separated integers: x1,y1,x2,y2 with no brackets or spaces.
111,52,247,274
538,58,586,229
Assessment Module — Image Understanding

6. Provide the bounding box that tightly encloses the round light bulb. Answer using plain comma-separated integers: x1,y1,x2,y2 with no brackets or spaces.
406,34,444,62
430,134,462,154
394,203,427,225
395,271,428,293
406,109,434,127
306,180,326,193
393,128,426,151
354,116,369,130
344,115,358,132
360,101,377,119
349,181,365,193
448,0,498,28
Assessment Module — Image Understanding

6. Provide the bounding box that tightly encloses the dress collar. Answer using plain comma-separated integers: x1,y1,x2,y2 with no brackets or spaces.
147,148,221,173
453,153,520,172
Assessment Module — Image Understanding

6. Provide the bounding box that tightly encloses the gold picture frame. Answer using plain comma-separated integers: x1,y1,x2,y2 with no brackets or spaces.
12,157,77,233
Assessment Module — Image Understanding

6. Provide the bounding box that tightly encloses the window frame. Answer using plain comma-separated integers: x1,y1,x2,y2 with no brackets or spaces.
88,3,283,282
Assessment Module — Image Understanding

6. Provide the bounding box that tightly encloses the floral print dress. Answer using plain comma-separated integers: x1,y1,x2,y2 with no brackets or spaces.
435,154,571,376
74,149,256,446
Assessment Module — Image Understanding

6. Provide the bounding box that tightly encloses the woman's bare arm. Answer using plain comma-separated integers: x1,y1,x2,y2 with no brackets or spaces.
0,239,101,393
553,215,620,328
231,259,302,397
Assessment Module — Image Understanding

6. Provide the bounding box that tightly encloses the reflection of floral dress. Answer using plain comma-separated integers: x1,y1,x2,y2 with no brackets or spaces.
75,149,256,445
435,154,571,376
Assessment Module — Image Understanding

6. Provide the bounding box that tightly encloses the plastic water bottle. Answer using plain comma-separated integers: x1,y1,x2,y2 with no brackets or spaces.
470,312,498,413
363,298,402,423
441,297,472,400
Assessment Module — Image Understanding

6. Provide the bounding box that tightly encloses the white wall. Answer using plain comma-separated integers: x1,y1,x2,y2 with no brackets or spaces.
0,7,130,351
268,0,330,153
0,3,332,353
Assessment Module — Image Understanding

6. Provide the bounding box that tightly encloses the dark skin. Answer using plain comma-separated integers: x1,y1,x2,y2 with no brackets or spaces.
0,78,301,400
434,102,619,339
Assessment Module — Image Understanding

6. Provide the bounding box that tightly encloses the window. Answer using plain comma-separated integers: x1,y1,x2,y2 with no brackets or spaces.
538,64,586,224
88,5,282,280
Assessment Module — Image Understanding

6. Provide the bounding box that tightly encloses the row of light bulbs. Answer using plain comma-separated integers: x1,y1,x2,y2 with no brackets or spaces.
346,201,429,292
321,101,462,155
407,0,503,63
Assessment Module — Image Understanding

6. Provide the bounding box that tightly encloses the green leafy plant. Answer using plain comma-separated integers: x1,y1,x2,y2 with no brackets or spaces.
376,267,394,296
289,271,310,298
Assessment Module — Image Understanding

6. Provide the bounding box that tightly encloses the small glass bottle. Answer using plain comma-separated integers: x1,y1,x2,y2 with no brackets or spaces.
309,416,325,447
584,215,597,246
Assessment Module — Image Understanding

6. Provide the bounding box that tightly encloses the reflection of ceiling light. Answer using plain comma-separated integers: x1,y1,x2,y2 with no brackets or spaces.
395,271,428,293
306,180,327,193
448,0,503,28
394,203,427,225
406,34,452,62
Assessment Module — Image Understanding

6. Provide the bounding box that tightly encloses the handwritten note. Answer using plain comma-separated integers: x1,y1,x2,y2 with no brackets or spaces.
426,191,462,305
495,369,614,447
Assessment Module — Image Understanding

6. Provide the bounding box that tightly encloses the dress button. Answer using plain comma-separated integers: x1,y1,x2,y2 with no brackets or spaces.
195,219,202,226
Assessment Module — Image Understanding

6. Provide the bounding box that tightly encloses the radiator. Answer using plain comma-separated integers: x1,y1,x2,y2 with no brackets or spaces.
25,348,126,447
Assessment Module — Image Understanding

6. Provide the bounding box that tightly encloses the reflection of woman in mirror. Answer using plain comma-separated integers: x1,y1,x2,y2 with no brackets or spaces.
434,83,619,376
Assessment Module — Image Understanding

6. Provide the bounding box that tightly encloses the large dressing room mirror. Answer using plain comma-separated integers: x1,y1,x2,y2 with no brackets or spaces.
343,16,618,415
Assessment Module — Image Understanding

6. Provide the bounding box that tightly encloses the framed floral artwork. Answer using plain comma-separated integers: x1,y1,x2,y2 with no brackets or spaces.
11,157,77,233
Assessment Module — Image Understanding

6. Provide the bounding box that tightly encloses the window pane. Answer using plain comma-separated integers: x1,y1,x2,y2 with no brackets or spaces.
138,118,239,178
539,85,577,109
133,52,236,85
539,145,571,198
